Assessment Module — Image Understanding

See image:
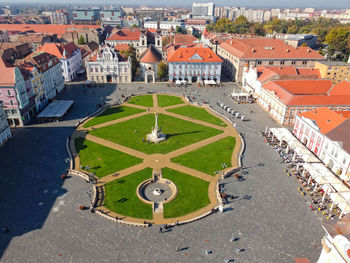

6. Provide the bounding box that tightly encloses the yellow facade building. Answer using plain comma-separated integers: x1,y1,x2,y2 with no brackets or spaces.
314,61,350,84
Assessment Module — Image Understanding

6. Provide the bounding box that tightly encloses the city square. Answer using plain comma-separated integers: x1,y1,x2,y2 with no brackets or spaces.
0,83,325,262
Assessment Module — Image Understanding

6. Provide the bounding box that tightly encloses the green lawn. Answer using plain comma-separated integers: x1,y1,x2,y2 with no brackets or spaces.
162,167,210,218
172,136,236,175
157,94,184,107
104,168,153,219
75,137,143,178
128,95,153,107
167,105,227,127
83,106,145,128
89,113,223,154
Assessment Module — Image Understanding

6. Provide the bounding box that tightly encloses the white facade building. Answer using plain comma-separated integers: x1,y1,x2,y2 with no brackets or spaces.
86,45,132,83
167,46,222,83
294,108,350,181
317,215,350,263
38,43,83,82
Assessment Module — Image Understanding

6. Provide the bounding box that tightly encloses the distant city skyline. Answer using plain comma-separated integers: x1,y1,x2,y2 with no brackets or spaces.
0,0,349,9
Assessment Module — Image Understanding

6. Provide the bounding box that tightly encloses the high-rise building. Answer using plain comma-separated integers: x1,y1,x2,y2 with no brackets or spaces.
50,10,70,25
192,2,215,20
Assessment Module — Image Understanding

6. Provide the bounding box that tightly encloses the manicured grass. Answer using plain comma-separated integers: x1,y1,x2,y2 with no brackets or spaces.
167,105,227,127
75,137,143,178
83,106,145,128
128,95,153,107
172,136,236,175
162,167,210,218
104,168,153,219
157,94,184,107
89,113,223,154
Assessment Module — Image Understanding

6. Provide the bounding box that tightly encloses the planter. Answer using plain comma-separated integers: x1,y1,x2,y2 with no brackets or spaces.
78,205,86,210
61,174,67,180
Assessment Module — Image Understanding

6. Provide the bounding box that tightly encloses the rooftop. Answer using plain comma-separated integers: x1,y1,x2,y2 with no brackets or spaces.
0,24,100,36
219,38,325,60
317,61,350,66
140,45,162,63
107,29,141,41
167,46,222,63
263,80,350,106
299,107,347,134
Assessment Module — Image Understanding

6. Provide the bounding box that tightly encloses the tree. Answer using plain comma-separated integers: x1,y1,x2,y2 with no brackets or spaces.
78,35,86,45
162,36,172,47
175,26,186,34
120,46,138,79
325,27,350,57
158,61,168,80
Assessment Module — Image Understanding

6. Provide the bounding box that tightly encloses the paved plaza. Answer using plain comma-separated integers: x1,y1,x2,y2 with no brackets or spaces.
0,82,324,262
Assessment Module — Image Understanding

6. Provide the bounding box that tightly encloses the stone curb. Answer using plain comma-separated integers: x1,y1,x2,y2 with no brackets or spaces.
95,210,150,227
208,106,245,168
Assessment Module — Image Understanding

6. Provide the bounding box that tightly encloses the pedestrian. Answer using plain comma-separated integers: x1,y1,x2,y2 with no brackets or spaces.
159,227,163,233
176,245,180,252
36,137,39,142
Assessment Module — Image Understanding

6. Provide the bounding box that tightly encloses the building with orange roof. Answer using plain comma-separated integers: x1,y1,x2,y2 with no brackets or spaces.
294,108,350,180
0,24,101,37
167,46,223,83
23,51,65,107
173,34,198,45
86,45,132,83
105,28,162,58
258,80,350,126
38,42,82,82
0,56,41,126
217,38,326,82
242,65,320,96
140,45,162,83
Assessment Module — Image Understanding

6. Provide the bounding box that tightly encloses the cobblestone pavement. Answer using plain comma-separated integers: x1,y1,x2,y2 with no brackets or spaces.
0,82,323,262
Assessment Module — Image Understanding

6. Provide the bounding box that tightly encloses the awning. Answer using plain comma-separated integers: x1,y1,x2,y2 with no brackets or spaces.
37,100,74,118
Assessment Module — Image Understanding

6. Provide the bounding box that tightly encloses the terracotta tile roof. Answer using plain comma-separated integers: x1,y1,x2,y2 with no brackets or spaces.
38,42,79,59
140,45,162,63
173,34,197,44
335,111,350,118
328,81,350,95
167,46,222,63
107,29,141,41
114,43,131,52
263,80,350,106
296,68,321,78
0,57,15,86
271,79,333,95
298,107,346,134
0,24,100,36
325,119,350,152
256,66,321,83
219,38,325,60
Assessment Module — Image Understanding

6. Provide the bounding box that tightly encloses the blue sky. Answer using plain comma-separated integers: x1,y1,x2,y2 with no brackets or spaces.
1,0,349,8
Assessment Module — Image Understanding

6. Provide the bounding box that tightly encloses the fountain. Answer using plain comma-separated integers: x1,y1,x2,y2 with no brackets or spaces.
152,188,162,196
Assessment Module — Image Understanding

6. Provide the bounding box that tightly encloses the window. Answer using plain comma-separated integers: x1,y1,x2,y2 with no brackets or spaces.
302,61,307,65
280,61,285,65
257,61,262,65
7,90,11,96
291,61,296,65
10,100,13,106
269,61,273,65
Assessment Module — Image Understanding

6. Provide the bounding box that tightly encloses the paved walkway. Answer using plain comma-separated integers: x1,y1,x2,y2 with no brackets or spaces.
71,93,242,225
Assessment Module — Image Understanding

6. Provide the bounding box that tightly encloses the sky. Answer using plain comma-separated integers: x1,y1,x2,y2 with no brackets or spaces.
0,0,349,9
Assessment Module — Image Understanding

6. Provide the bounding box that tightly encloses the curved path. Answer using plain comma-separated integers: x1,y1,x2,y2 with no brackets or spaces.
71,94,242,225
